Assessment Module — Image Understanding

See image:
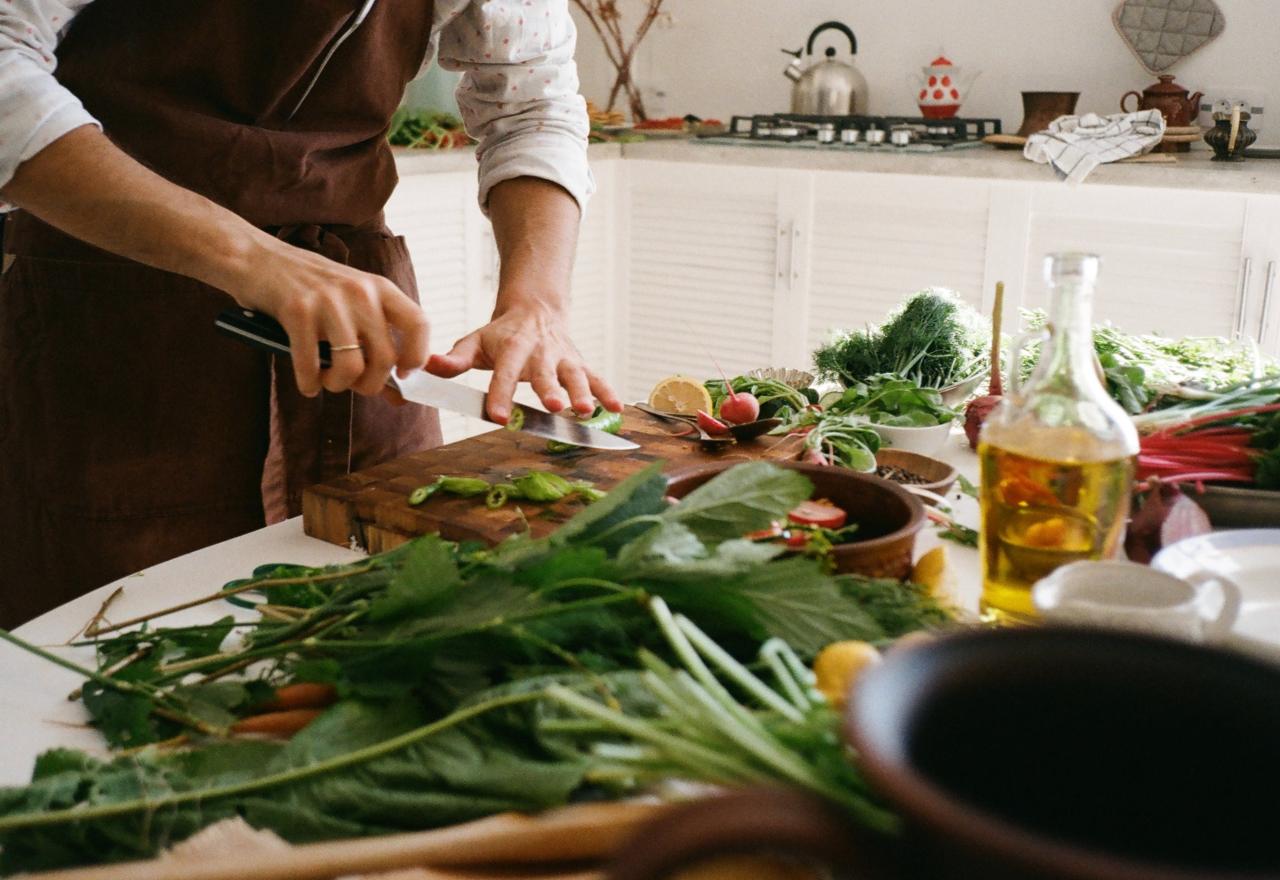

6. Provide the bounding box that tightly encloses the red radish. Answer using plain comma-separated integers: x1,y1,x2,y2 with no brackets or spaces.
784,530,810,548
708,354,760,424
802,446,830,466
720,392,760,425
788,499,848,529
697,410,732,435
964,281,1005,450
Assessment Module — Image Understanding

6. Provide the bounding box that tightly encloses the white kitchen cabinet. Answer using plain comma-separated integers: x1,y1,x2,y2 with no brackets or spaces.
387,157,622,443
1010,185,1251,340
801,173,993,355
1242,196,1280,355
386,149,1276,427
622,161,788,402
384,170,482,443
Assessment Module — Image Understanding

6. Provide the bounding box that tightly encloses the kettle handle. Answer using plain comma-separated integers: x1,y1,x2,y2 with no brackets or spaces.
605,787,896,880
806,21,858,57
1121,90,1142,113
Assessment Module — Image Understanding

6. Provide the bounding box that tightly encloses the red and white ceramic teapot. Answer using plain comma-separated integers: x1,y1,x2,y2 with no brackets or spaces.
911,55,979,119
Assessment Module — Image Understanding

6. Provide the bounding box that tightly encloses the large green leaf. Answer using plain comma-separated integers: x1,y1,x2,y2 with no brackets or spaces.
663,462,812,543
367,535,462,622
731,558,886,656
0,701,582,874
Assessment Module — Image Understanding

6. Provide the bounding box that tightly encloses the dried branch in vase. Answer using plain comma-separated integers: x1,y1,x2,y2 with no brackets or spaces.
572,0,666,121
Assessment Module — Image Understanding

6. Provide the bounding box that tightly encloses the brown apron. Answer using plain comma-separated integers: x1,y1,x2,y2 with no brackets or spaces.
0,0,442,627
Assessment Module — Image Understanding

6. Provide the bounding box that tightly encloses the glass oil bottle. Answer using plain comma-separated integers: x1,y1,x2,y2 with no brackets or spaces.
978,254,1139,625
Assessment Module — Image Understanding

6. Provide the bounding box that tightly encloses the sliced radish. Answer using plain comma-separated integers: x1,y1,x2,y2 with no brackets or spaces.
788,499,847,529
697,410,732,435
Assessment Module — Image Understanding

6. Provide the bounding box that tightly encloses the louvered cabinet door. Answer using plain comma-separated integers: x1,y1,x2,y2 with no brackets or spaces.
1020,186,1249,338
803,174,992,356
384,171,479,444
623,161,784,402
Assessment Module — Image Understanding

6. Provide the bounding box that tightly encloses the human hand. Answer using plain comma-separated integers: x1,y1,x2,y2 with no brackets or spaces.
426,301,622,424
230,238,430,397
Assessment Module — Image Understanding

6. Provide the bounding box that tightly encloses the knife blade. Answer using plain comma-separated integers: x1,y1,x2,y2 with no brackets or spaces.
214,308,638,451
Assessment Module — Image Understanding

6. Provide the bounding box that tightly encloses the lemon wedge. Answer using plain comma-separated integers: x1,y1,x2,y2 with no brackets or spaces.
912,545,957,604
647,375,713,416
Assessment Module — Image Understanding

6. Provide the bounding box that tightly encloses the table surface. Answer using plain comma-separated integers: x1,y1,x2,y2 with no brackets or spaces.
0,436,982,787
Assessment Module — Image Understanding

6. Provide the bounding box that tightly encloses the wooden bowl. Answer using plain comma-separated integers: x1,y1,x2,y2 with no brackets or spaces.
875,449,959,504
664,461,926,580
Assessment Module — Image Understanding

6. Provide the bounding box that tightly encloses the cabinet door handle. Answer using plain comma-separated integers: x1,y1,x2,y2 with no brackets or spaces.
789,225,802,282
775,223,790,282
1260,261,1278,345
1235,258,1254,341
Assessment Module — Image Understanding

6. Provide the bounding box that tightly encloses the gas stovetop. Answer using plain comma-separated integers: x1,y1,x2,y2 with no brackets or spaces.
698,113,1003,152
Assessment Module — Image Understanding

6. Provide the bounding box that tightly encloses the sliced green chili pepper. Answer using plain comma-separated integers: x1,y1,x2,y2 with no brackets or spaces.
437,477,491,497
513,471,575,502
505,407,525,431
408,483,439,506
571,480,607,503
485,486,510,509
546,406,624,453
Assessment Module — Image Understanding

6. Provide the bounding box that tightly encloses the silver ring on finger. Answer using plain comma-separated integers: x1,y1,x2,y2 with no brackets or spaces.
329,343,362,353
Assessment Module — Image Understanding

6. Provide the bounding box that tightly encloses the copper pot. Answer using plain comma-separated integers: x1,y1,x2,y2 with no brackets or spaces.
608,628,1280,880
1016,91,1080,138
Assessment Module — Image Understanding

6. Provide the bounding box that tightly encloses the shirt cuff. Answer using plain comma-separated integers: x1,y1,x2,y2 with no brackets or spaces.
476,130,595,218
0,93,100,212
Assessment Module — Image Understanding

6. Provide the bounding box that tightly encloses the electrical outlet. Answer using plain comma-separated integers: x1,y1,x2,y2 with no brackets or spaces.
1198,87,1268,139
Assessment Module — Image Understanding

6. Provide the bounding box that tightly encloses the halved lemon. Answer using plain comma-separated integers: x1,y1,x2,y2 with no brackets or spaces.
647,375,713,416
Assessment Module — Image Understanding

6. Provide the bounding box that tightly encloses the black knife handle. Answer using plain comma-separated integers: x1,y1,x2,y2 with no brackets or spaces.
214,308,333,368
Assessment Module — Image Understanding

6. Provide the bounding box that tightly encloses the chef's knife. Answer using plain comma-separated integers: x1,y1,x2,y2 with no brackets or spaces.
214,308,638,451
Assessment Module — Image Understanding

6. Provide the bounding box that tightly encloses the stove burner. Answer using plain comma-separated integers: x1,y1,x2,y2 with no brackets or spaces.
722,113,1001,148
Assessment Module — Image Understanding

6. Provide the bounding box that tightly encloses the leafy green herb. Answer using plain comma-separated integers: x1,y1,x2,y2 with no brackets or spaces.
956,474,979,499
706,377,813,422
789,411,881,472
814,289,988,389
0,461,954,872
1019,311,1276,414
387,109,471,150
826,374,958,427
937,522,979,548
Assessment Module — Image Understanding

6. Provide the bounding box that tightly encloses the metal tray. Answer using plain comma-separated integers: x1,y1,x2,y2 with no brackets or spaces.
1191,484,1280,529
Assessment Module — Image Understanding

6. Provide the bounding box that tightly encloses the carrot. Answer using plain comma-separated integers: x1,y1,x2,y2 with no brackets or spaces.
231,708,324,738
261,682,338,712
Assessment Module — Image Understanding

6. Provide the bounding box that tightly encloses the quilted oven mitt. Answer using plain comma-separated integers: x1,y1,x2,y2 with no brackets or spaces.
1113,0,1226,74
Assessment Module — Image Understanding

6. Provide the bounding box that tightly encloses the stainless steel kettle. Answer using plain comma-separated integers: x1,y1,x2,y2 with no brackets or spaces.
783,21,868,116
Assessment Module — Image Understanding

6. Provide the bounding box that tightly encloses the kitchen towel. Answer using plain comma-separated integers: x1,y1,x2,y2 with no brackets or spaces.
1023,110,1166,183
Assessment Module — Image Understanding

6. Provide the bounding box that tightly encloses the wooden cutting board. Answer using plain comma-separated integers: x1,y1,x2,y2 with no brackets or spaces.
302,406,802,552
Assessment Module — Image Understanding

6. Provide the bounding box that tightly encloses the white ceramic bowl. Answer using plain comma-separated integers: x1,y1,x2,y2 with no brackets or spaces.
871,421,953,457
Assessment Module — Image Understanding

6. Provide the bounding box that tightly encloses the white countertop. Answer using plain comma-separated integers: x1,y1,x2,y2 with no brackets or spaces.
394,139,1280,197
0,436,981,787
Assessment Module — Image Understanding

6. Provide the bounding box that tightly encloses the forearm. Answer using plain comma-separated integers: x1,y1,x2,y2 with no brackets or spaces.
486,176,580,317
1,125,431,398
0,125,271,292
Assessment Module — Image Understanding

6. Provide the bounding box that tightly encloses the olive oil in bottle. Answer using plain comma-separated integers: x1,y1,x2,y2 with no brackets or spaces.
978,254,1138,625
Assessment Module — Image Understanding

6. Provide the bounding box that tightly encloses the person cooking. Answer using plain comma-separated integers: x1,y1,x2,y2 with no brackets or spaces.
0,0,622,627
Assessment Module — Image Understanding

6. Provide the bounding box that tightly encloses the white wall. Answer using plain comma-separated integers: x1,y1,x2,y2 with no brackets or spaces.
572,0,1280,144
